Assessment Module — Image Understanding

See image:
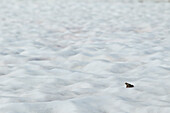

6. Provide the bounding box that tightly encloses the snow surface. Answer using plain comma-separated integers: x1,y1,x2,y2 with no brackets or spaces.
0,0,170,113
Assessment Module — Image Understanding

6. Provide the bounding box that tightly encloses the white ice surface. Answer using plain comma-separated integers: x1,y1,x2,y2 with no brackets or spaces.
0,0,170,113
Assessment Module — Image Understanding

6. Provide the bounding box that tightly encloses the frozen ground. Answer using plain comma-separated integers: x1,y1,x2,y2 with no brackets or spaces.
0,0,170,113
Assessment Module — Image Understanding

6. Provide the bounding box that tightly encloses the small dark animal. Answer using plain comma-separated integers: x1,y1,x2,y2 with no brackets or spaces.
125,82,134,88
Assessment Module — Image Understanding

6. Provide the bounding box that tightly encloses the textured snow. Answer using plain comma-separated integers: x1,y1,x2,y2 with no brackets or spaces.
0,0,170,113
